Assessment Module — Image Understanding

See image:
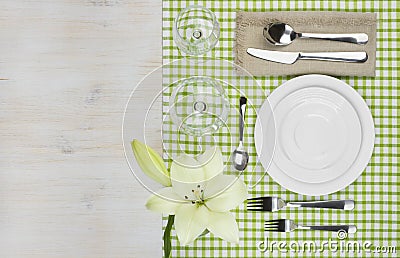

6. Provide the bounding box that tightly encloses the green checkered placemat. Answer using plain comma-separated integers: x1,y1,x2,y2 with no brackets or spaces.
162,1,399,257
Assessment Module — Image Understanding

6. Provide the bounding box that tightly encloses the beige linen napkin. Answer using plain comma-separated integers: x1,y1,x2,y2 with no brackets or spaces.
235,11,376,76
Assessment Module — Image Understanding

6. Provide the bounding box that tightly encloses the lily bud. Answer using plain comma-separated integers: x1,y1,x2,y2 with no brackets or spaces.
131,140,171,186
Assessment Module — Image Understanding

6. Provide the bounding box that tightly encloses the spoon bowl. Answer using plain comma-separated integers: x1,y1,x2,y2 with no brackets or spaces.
232,144,249,171
264,22,368,46
263,23,297,46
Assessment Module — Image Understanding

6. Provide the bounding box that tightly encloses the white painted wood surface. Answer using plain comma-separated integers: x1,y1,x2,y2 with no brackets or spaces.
0,0,162,257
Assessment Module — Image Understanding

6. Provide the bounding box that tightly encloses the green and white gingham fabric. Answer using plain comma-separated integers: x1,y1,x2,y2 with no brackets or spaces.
162,1,399,257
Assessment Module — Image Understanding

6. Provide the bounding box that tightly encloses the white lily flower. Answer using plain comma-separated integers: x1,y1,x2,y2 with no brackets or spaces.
146,147,248,246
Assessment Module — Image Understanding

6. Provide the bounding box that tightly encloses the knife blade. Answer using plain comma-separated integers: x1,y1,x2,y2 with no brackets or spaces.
246,48,368,64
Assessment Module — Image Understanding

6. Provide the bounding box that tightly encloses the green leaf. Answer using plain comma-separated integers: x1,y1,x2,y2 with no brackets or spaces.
163,215,174,258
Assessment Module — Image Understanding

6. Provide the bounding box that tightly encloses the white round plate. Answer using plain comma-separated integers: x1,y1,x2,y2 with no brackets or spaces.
255,74,375,196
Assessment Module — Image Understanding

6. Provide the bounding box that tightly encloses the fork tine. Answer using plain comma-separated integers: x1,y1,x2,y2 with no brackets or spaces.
264,225,279,228
246,208,263,211
246,202,263,207
264,223,279,227
264,219,288,232
264,221,280,224
246,199,262,204
264,224,279,228
265,221,281,231
264,219,283,223
264,219,283,225
246,206,264,210
247,197,265,202
264,228,279,231
246,201,263,206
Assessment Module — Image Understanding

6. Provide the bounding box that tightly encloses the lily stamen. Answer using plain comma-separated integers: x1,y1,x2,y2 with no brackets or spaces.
192,187,204,202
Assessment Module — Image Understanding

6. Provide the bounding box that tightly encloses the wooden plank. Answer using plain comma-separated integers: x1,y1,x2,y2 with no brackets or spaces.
0,0,162,256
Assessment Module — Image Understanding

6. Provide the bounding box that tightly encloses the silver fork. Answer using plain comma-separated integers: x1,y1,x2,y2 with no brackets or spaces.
247,197,354,212
265,219,357,233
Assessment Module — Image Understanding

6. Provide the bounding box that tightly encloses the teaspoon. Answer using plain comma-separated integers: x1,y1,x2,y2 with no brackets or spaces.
263,22,368,46
232,96,249,171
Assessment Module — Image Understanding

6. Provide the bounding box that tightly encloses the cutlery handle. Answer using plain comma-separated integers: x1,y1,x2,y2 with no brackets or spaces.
239,96,247,142
300,32,368,44
287,200,355,210
299,52,368,63
300,225,357,233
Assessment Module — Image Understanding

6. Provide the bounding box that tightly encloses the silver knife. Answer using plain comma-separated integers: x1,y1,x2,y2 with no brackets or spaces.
247,48,368,64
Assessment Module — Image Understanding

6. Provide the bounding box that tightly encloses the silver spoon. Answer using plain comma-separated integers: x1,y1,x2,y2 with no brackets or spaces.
232,96,249,171
263,22,368,46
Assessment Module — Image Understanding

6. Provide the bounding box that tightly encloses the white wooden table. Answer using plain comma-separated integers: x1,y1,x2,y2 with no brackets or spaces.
0,1,161,256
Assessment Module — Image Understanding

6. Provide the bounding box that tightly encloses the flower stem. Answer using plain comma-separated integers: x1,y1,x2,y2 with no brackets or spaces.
164,215,174,258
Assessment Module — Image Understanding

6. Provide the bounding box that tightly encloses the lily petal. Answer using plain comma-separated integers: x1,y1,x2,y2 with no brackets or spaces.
174,204,209,246
205,176,247,212
170,154,205,183
207,211,239,244
131,140,171,186
197,146,224,180
145,187,184,215
170,154,207,199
